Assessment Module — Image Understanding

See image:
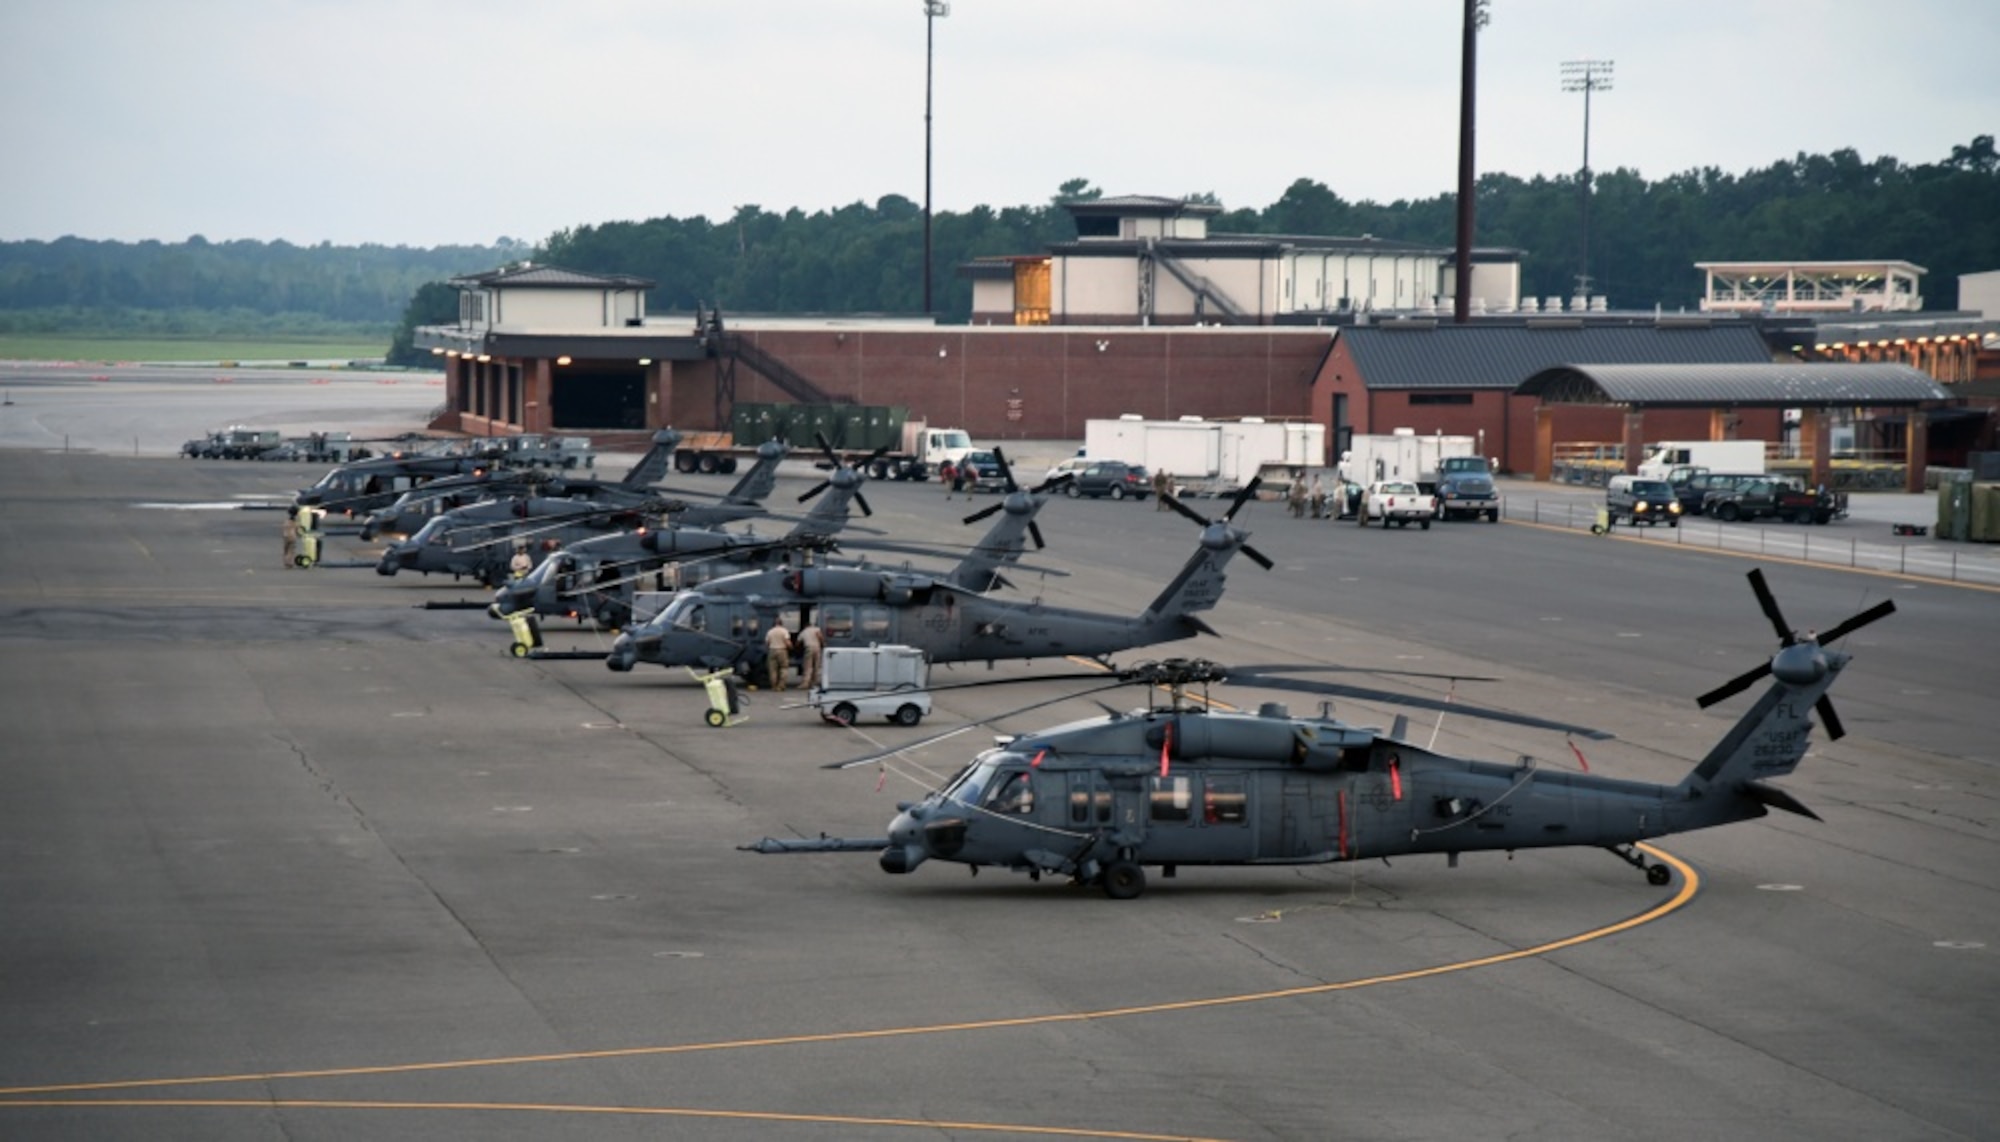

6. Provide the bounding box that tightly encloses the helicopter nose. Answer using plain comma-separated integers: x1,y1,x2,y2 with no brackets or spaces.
358,519,378,541
879,808,931,874
606,632,636,672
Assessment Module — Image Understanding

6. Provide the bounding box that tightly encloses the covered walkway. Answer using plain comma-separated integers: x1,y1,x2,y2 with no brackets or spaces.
1516,362,1955,491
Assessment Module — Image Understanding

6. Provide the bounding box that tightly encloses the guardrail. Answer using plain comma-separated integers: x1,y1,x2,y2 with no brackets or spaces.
1511,497,2000,587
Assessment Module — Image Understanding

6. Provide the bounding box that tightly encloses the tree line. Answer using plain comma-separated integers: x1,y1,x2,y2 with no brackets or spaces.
7,138,1996,361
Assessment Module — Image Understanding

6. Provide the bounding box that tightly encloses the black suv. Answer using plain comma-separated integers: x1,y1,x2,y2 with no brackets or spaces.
1065,461,1151,500
1606,475,1681,526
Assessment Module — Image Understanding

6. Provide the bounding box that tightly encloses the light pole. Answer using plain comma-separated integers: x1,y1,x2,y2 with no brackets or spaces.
1560,59,1612,300
923,1,949,315
1452,0,1489,324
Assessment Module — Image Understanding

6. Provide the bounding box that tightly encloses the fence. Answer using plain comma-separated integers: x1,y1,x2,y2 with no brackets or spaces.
1513,497,2000,587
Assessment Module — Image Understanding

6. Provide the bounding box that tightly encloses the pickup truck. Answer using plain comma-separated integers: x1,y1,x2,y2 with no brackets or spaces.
1704,477,1847,524
1357,481,1435,529
1430,455,1502,522
1668,469,1763,516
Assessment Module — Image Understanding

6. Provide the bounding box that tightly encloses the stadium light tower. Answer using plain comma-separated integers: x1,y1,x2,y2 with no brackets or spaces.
923,1,950,315
1560,58,1613,298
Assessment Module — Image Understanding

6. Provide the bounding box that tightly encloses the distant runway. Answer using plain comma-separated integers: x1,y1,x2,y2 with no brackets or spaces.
0,384,1995,1140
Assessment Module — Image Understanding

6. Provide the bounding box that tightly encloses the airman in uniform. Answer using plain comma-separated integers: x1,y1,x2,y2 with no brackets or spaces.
764,618,794,692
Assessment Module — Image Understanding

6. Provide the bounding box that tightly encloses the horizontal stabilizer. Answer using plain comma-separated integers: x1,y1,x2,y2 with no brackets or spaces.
1744,781,1822,822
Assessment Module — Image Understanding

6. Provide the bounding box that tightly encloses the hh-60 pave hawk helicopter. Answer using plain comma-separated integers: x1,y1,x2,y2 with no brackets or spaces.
488,435,881,646
745,569,1895,898
357,429,685,540
375,441,789,585
604,472,1273,679
292,436,534,517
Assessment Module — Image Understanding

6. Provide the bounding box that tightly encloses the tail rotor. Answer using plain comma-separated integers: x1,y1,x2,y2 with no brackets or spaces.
1695,568,1895,739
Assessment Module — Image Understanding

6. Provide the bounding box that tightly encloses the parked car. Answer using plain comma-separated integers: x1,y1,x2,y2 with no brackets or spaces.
1704,477,1847,524
957,449,1008,492
1065,461,1152,500
1041,456,1090,486
1606,475,1682,527
1358,480,1434,528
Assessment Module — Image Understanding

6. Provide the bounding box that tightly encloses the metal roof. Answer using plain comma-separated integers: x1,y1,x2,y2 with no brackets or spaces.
1517,362,1953,407
1340,323,1772,389
450,264,656,290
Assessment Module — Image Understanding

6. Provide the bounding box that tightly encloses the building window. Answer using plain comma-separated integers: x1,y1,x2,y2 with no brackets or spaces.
1409,393,1474,406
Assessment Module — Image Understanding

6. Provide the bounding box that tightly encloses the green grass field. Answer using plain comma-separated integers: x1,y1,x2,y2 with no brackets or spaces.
0,334,390,364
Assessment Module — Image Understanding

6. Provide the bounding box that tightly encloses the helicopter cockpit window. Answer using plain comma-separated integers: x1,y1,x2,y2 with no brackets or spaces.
660,596,703,631
1204,773,1247,825
821,604,855,641
941,753,1004,810
1150,775,1194,823
981,770,1035,815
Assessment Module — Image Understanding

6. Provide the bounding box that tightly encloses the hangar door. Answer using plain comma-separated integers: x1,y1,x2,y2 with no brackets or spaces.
550,366,645,430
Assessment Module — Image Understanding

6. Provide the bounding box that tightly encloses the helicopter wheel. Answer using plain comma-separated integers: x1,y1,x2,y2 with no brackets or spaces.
704,709,727,728
1647,863,1672,887
509,642,530,659
1101,860,1146,900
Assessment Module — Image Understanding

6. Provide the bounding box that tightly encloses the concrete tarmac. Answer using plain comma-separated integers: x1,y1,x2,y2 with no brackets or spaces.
1,380,1997,1140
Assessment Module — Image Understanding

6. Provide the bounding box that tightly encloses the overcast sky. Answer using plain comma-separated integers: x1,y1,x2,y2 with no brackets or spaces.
3,0,1994,249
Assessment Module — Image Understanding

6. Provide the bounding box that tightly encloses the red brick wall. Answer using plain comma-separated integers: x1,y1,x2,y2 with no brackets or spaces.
729,329,1329,440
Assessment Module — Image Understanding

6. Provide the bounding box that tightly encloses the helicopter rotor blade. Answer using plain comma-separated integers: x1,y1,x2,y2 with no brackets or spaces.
1695,662,1772,709
1815,598,1897,647
1239,542,1275,571
823,676,1142,769
1222,669,1613,740
853,491,874,518
1815,694,1847,740
797,480,831,504
1747,568,1796,646
1223,476,1264,523
961,501,1005,526
1027,519,1046,550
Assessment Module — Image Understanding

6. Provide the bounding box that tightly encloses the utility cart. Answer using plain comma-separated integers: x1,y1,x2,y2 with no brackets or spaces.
810,645,931,727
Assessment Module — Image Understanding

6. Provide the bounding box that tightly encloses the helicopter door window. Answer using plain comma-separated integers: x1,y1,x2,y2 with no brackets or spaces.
1149,776,1194,823
1204,773,1248,825
820,604,855,641
1068,773,1111,825
858,606,891,641
984,771,1035,815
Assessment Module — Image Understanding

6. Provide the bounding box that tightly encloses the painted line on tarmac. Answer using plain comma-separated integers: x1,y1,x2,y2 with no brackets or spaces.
0,846,1700,1137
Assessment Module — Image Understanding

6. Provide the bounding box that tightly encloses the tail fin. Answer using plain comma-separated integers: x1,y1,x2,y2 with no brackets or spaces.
786,473,859,540
720,440,787,505
619,429,682,488
947,491,1046,591
1679,570,1895,806
1139,525,1242,622
1678,652,1842,804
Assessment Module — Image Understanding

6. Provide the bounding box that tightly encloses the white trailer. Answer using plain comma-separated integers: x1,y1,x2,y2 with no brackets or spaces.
1338,430,1476,487
1635,440,1767,480
1083,416,1325,494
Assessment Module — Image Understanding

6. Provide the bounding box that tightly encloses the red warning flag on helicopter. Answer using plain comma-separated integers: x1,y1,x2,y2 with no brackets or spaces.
1389,755,1403,800
1159,724,1172,778
1566,736,1591,773
1030,749,1046,769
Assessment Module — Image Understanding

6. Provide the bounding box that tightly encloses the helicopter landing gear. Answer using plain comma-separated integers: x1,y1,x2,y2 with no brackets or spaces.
1101,858,1146,900
1607,844,1672,886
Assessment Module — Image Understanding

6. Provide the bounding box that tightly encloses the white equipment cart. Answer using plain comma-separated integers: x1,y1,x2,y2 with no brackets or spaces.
810,645,931,727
